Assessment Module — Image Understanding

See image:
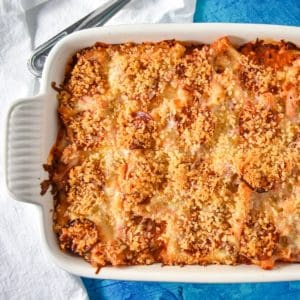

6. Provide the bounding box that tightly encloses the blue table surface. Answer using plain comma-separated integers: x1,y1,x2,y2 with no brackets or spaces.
82,0,300,299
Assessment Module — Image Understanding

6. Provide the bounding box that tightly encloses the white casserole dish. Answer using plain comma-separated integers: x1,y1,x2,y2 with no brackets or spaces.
5,23,300,282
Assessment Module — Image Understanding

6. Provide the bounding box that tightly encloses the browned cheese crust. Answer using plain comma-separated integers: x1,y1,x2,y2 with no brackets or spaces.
44,37,300,270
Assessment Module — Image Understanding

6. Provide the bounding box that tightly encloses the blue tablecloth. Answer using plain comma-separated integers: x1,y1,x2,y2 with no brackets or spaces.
82,1,300,299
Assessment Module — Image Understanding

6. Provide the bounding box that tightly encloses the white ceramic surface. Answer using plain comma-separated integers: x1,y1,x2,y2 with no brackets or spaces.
5,23,300,282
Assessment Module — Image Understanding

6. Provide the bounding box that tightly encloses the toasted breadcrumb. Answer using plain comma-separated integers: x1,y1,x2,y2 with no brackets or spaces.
45,38,300,270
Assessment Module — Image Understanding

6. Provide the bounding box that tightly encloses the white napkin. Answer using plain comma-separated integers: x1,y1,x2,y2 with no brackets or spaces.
0,0,196,299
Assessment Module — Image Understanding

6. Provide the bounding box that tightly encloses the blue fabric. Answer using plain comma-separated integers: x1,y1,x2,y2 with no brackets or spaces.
82,1,300,299
82,280,300,300
194,0,300,25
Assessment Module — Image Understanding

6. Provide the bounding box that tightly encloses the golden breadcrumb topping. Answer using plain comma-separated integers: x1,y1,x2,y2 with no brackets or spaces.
239,213,279,263
59,219,98,256
44,37,300,270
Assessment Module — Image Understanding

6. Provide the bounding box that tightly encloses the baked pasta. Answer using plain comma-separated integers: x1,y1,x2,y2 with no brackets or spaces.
43,37,300,270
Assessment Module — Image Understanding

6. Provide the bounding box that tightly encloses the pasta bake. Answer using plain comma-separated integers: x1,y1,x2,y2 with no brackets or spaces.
43,37,300,270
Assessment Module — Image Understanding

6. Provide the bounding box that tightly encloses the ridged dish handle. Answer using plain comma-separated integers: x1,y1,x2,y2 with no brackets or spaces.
5,98,43,206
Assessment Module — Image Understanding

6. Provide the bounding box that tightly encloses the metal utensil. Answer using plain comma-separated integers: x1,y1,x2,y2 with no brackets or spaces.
28,0,131,77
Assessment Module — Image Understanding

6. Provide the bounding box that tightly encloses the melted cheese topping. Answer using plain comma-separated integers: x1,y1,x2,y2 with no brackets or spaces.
45,38,300,270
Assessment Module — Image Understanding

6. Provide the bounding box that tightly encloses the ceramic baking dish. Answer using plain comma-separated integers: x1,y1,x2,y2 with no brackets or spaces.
5,23,300,282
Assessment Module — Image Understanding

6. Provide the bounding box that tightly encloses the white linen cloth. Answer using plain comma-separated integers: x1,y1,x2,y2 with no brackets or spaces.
0,0,196,299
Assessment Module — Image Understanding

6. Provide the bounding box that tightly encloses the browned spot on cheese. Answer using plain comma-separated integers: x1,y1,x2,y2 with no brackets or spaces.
240,40,300,70
59,218,98,256
239,213,279,263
